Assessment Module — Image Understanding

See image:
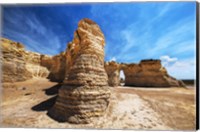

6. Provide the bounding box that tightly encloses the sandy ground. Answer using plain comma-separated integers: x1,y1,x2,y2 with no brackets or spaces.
0,78,196,130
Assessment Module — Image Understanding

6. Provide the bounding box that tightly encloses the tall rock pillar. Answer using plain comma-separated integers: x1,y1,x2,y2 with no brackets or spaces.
48,18,110,124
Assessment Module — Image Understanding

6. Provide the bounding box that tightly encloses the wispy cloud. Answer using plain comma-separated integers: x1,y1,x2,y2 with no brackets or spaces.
149,17,195,55
2,6,73,55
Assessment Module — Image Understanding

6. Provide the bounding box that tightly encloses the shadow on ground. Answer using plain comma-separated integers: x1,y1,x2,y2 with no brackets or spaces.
43,84,62,95
31,83,62,112
31,95,57,111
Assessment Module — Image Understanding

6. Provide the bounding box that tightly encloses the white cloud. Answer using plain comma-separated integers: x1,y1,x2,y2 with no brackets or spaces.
160,56,196,79
160,55,178,66
110,57,116,62
160,56,195,79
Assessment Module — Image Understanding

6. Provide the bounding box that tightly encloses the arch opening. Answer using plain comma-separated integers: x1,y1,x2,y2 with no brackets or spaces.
119,70,125,86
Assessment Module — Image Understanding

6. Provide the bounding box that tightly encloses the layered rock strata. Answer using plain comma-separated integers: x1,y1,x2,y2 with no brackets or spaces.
1,38,50,82
24,52,49,78
1,38,67,83
48,18,111,124
122,59,185,87
105,61,121,86
1,38,32,82
41,52,67,82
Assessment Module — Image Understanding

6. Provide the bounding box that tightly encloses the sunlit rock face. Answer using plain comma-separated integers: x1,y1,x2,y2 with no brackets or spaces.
25,52,49,78
122,59,185,87
1,38,49,82
40,52,67,82
105,61,121,87
1,38,69,83
48,18,111,124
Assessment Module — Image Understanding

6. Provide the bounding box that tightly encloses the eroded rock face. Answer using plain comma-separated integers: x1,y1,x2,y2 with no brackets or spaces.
123,59,185,87
1,38,50,82
25,52,49,78
105,61,121,86
41,52,67,82
48,18,111,124
1,38,32,82
1,37,68,83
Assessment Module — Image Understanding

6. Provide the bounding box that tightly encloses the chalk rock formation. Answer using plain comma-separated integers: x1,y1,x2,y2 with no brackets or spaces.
48,18,110,124
24,52,50,78
25,63,49,78
41,52,67,82
105,61,121,86
1,38,32,82
123,59,185,87
1,38,51,82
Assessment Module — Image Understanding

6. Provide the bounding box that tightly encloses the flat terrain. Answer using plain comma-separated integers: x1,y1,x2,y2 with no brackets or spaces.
0,78,196,130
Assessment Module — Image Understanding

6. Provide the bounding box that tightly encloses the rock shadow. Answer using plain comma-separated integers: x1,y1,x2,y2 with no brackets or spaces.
43,84,62,95
31,96,57,111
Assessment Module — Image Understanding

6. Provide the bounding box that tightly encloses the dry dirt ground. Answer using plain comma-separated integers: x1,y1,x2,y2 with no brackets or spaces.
0,78,196,130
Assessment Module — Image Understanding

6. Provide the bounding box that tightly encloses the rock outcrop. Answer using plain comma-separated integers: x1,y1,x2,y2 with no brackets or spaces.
122,59,185,87
105,61,121,86
1,38,32,82
1,38,50,82
48,18,111,124
41,52,67,82
25,52,49,78
1,38,67,83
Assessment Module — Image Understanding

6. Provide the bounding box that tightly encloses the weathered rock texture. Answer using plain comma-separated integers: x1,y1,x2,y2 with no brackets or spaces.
1,38,50,82
1,38,67,83
1,38,32,82
122,59,185,87
41,52,67,82
105,61,121,86
48,18,111,124
25,52,49,78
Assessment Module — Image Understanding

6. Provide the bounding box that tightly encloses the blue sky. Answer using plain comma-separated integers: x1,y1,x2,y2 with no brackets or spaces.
1,2,196,79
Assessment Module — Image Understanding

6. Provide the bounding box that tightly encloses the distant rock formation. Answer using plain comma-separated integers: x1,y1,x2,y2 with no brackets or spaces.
105,61,121,86
1,38,50,82
25,52,49,78
122,59,185,87
1,38,67,83
41,52,66,82
48,18,111,124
